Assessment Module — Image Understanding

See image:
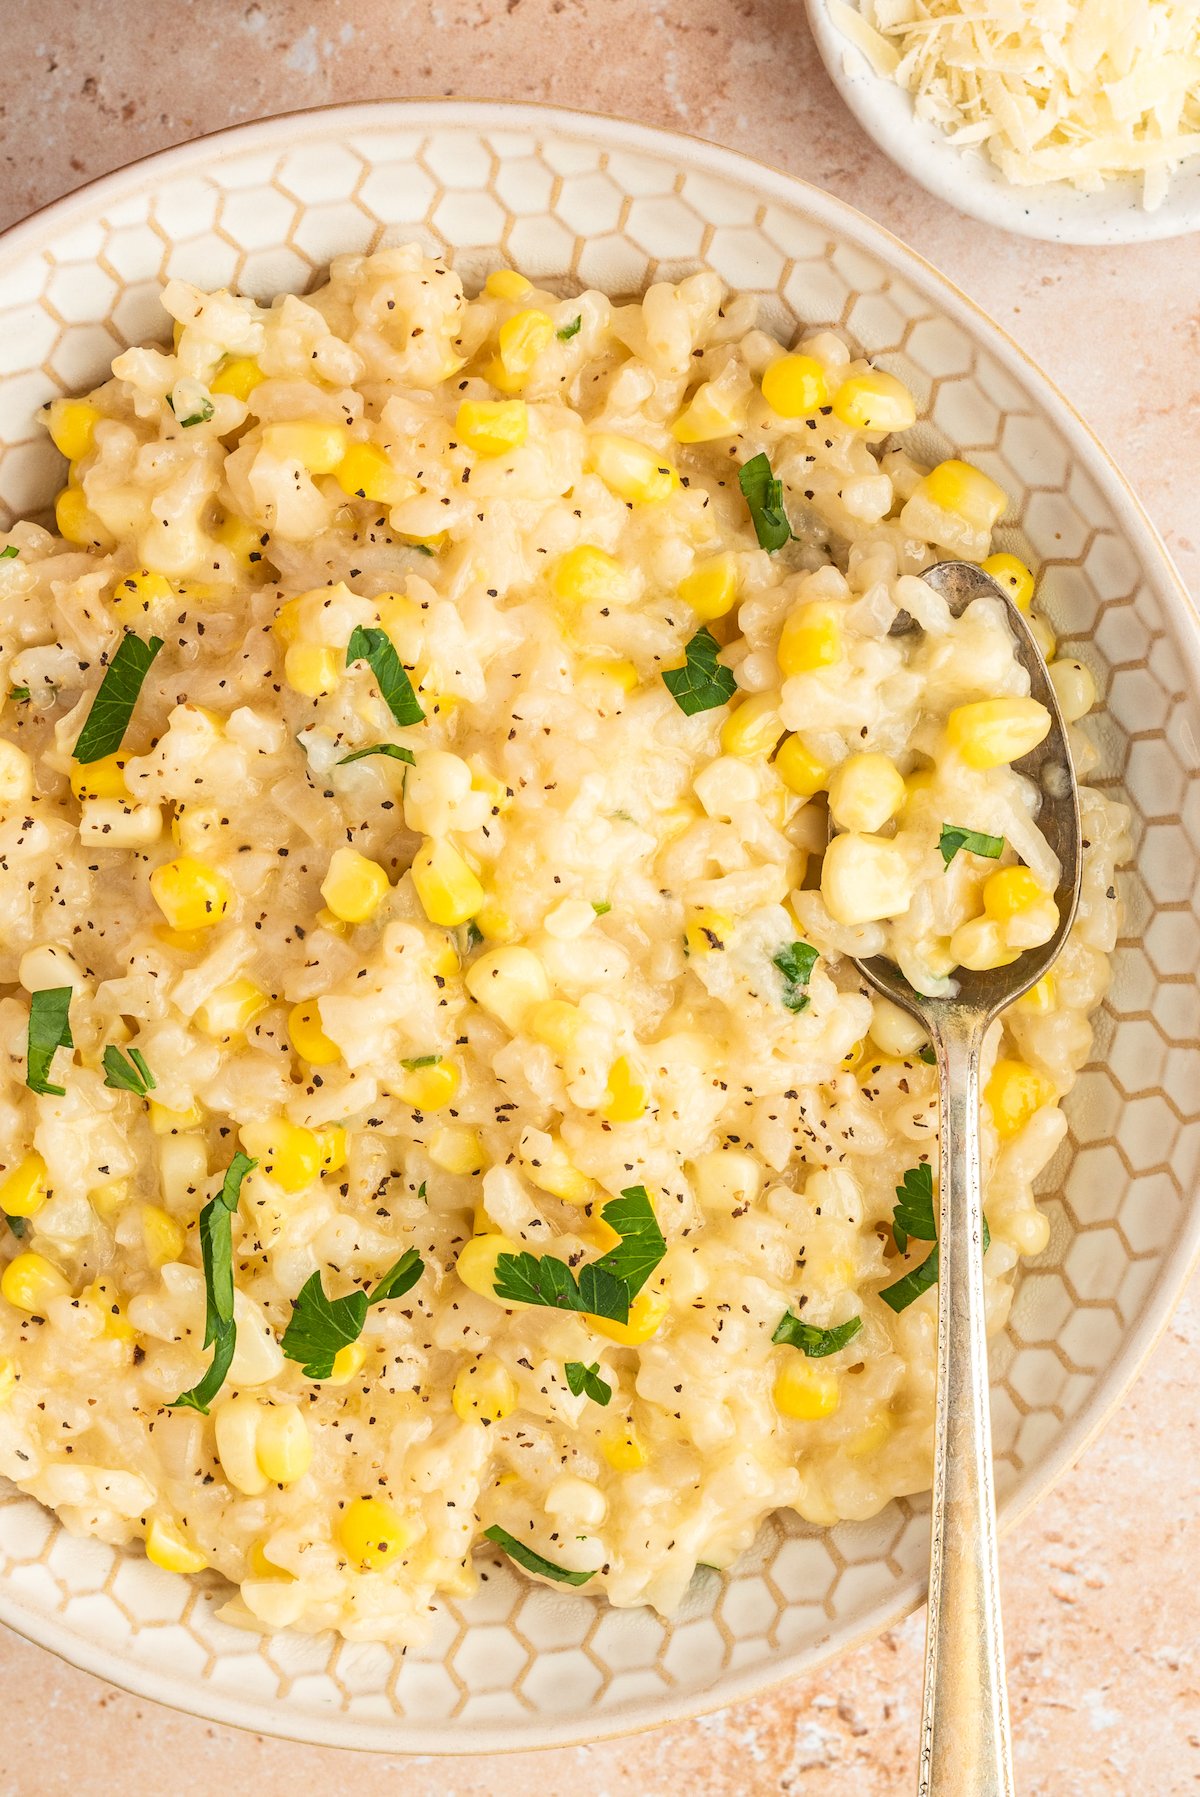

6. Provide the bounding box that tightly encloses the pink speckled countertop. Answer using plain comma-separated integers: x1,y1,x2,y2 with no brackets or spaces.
1,4,1198,1793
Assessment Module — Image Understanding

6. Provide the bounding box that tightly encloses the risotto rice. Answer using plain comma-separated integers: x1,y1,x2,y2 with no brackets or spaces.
0,248,1128,1641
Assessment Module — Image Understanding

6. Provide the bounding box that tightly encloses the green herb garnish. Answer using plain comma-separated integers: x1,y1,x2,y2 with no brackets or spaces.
879,1162,990,1313
345,625,425,726
491,1188,665,1324
939,824,1005,868
662,626,737,716
281,1247,424,1380
564,1360,612,1405
918,1045,937,1065
26,987,74,1097
72,632,163,763
591,901,612,916
772,1312,863,1357
337,742,416,767
557,315,582,341
0,546,18,561
738,452,793,552
102,1044,156,1096
465,919,484,950
169,394,214,428
5,1214,27,1239
483,1524,597,1586
169,1152,256,1413
7,687,30,702
400,1054,441,1070
772,940,819,1014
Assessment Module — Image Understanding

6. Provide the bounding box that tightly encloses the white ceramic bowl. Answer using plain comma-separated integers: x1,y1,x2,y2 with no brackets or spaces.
0,100,1198,1755
803,0,1200,244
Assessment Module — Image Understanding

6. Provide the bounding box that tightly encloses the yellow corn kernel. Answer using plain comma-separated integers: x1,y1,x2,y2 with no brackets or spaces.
320,846,391,925
272,596,304,648
248,1539,294,1580
256,1405,312,1485
778,600,844,676
397,1058,459,1111
946,697,1052,770
0,1153,47,1219
238,1118,323,1193
684,908,733,955
284,642,339,698
497,308,555,386
601,1423,647,1471
485,269,532,300
465,946,549,1032
981,552,1034,613
1,1251,70,1314
110,566,174,626
590,1285,669,1346
428,938,460,979
982,865,1043,922
141,1204,185,1268
679,552,737,622
587,432,677,504
149,856,231,932
528,999,586,1055
333,442,413,506
761,353,829,417
69,752,129,801
1030,615,1056,661
145,1514,207,1575
474,900,517,944
195,978,269,1039
472,1199,500,1237
429,1125,485,1175
451,1354,520,1424
47,398,103,461
520,1136,593,1204
0,1357,16,1404
671,383,743,443
82,1277,136,1342
315,1124,348,1174
848,1415,892,1458
827,752,906,833
147,1099,204,1135
338,1495,414,1571
287,1000,340,1065
55,486,108,547
985,1059,1054,1139
552,543,629,608
456,398,529,457
841,1039,866,1071
948,916,1020,971
830,370,916,433
721,691,785,759
213,513,266,571
1048,657,1097,725
455,1231,520,1300
774,735,829,798
576,655,639,693
918,459,1007,531
1017,973,1056,1015
210,355,265,402
410,838,483,928
323,1341,367,1384
602,1055,649,1123
774,1359,841,1420
261,419,350,474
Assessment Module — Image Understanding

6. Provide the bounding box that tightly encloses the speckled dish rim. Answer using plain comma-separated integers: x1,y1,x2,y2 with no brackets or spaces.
0,98,1198,1755
803,0,1200,245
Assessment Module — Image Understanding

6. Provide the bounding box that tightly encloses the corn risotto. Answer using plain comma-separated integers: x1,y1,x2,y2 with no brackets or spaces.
0,248,1128,1642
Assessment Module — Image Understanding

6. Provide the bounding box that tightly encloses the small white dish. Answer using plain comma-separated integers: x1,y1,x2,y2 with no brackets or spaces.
804,0,1200,244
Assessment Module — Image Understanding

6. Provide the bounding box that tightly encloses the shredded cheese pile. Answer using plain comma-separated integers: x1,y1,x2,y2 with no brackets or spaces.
832,0,1200,209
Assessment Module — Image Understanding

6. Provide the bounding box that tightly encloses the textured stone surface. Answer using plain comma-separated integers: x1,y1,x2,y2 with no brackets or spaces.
0,2,1197,1790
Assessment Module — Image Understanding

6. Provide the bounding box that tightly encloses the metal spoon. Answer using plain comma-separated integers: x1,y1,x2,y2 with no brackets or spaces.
843,559,1082,1797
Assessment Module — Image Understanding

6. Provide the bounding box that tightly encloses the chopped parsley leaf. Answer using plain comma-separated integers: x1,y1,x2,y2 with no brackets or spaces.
281,1247,424,1380
72,631,164,763
591,901,612,916
918,1044,937,1065
483,1524,596,1586
772,1312,863,1357
345,624,425,727
880,1162,990,1312
26,987,74,1097
337,742,416,767
169,1153,256,1413
102,1044,156,1097
557,315,583,341
564,1360,612,1405
662,626,737,716
7,686,30,702
0,545,18,561
772,939,819,1013
492,1188,665,1323
5,1214,27,1240
939,824,1005,868
400,1054,441,1070
738,452,793,552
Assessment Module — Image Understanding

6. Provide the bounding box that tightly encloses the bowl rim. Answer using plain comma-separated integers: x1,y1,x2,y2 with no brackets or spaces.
801,0,1200,246
1,94,1199,1755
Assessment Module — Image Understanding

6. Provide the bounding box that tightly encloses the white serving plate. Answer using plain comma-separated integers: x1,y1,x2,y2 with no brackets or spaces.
803,0,1200,244
0,99,1198,1754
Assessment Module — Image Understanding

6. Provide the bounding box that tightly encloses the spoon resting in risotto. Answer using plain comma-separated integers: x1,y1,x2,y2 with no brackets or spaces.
0,248,1127,1641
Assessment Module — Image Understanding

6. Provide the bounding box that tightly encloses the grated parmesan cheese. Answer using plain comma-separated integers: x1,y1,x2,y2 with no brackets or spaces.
831,0,1200,209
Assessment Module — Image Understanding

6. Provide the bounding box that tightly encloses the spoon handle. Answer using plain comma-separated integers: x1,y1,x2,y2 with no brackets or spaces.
919,1012,1015,1797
